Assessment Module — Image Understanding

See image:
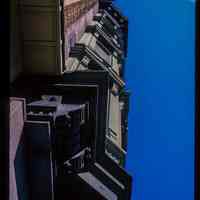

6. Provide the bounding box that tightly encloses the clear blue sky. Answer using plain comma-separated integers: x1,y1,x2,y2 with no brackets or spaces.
115,0,196,199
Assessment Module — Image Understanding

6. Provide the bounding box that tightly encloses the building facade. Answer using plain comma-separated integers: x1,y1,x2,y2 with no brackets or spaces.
10,0,132,199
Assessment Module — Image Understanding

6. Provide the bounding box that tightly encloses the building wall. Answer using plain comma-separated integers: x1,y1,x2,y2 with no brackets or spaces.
19,0,62,75
9,0,132,199
9,98,26,200
10,0,99,79
64,0,99,62
10,1,23,83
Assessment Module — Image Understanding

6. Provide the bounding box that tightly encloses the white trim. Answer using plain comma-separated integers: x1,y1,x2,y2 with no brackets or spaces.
94,162,125,190
53,83,98,88
106,135,127,155
78,172,118,200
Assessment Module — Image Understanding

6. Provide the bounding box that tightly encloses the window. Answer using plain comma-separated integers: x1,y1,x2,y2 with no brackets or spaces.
108,92,121,145
95,41,111,65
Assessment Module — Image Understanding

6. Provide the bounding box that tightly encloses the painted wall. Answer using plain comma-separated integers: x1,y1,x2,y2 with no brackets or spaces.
116,0,195,199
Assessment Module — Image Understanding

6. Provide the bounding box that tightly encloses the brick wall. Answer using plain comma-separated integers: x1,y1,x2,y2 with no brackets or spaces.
64,0,99,61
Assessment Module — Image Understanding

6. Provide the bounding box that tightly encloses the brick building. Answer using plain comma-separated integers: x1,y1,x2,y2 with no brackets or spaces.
9,0,132,199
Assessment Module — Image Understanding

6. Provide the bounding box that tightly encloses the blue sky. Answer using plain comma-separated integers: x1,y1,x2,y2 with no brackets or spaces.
115,0,196,199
